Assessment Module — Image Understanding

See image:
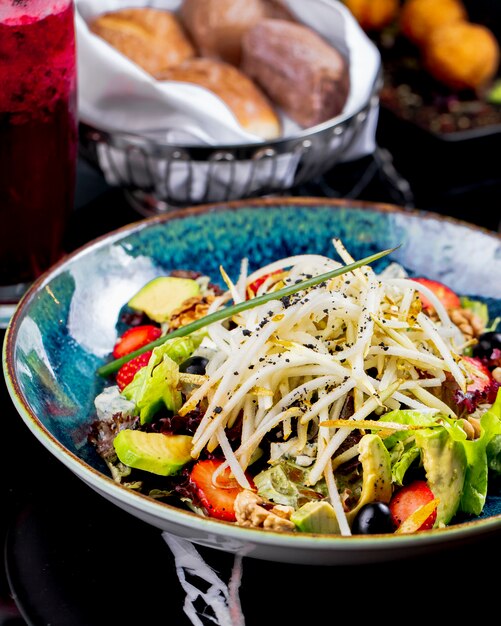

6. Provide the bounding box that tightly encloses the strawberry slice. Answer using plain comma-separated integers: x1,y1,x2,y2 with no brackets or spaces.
247,270,282,298
112,324,162,359
455,355,500,413
116,350,152,390
412,277,461,312
189,459,252,522
389,480,437,531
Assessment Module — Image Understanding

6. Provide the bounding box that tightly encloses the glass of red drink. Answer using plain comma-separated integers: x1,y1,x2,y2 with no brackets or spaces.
0,0,78,326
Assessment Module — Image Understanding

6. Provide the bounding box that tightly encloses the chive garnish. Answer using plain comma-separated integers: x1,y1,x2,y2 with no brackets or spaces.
97,246,398,377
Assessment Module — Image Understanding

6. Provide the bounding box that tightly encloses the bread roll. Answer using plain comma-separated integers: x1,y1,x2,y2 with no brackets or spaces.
399,0,467,47
242,19,350,128
262,0,296,21
344,0,399,32
179,0,267,66
155,58,281,140
423,21,500,91
89,8,195,75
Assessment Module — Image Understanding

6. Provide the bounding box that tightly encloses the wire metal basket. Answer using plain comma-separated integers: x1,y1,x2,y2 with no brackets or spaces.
79,70,382,216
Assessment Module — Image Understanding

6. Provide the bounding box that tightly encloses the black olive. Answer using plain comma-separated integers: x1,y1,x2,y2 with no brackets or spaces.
179,355,209,375
472,331,501,360
351,502,396,535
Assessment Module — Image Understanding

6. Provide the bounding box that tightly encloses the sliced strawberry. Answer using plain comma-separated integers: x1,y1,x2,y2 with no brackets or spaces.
112,324,162,359
455,355,500,413
116,350,152,391
189,459,252,522
389,480,437,531
247,270,282,298
412,277,461,312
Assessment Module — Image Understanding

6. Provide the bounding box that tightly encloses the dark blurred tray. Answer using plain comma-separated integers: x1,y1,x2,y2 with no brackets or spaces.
377,104,501,195
374,0,501,222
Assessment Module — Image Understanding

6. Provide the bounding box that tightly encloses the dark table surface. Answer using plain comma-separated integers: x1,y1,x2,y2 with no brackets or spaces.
2,129,501,625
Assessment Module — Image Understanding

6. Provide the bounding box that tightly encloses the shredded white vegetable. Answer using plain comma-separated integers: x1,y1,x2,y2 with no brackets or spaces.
181,240,470,531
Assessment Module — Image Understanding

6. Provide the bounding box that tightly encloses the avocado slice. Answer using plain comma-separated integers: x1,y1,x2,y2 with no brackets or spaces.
127,277,200,323
113,429,193,476
414,428,467,525
291,501,341,534
346,433,393,523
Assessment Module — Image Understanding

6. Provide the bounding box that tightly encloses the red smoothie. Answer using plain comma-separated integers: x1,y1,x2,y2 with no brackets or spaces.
0,0,77,301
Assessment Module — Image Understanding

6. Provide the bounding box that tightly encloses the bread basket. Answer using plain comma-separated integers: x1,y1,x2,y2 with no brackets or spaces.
77,0,382,216
79,68,381,216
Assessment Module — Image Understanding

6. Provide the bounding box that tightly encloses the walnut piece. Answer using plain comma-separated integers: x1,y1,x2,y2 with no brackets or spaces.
234,490,296,531
168,295,215,330
449,307,484,341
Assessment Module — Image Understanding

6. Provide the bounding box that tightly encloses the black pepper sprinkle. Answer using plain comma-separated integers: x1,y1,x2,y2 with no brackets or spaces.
242,329,251,336
214,406,223,414
234,371,239,376
248,365,255,370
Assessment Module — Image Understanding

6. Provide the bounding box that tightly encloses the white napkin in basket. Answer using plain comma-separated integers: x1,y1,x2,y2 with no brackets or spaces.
75,0,381,204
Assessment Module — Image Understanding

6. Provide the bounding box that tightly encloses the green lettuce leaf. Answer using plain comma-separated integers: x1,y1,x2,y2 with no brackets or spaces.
372,410,442,486
487,435,501,475
122,335,198,424
457,412,501,515
381,397,501,517
445,390,501,515
380,410,440,449
485,391,501,476
392,444,420,486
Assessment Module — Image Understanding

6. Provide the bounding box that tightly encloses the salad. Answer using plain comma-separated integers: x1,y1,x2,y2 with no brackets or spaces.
90,239,501,536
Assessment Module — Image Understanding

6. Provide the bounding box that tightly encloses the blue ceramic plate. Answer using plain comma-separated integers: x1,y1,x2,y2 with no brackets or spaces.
4,197,501,565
